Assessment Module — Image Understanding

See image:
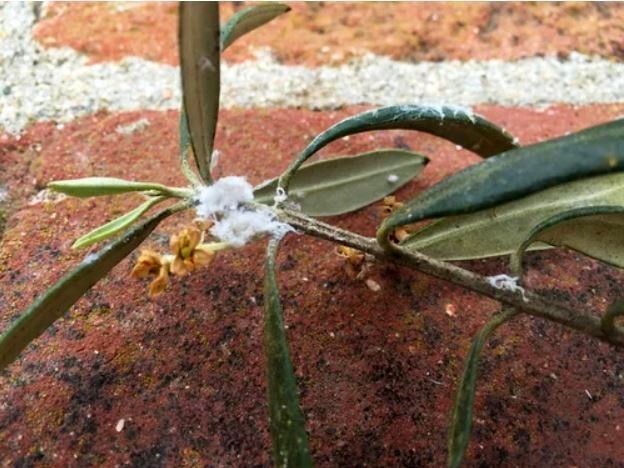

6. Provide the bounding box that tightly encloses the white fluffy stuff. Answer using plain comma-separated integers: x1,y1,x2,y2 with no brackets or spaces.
210,208,291,247
486,274,528,302
195,176,292,247
195,176,254,219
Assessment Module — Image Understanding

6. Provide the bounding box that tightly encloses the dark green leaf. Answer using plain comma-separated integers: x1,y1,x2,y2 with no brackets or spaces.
264,237,312,468
254,149,428,216
221,3,290,51
279,104,517,192
0,204,186,371
401,173,624,262
72,196,166,249
510,205,624,275
179,2,220,183
448,309,517,468
379,119,624,247
49,177,170,198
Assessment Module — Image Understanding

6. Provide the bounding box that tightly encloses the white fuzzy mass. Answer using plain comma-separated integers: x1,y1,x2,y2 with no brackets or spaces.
195,176,254,219
210,208,290,247
195,176,292,247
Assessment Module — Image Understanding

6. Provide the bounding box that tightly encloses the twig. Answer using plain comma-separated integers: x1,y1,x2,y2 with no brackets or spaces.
277,208,624,347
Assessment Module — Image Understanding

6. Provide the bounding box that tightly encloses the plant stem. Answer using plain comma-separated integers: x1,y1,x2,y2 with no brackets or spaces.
277,208,624,347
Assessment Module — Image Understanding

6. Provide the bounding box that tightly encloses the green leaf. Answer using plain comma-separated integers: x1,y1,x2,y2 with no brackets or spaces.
179,2,220,183
264,237,312,468
510,205,624,275
278,104,518,192
378,119,624,247
254,149,428,216
0,203,186,372
72,196,166,249
402,173,624,262
448,309,517,468
179,107,202,186
48,177,170,198
221,3,290,51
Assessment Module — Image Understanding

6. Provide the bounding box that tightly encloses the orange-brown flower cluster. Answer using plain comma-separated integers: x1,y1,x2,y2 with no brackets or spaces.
336,245,365,279
379,196,416,242
131,225,218,297
169,227,215,276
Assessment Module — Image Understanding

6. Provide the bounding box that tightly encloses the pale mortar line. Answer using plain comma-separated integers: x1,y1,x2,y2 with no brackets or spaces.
2,2,624,135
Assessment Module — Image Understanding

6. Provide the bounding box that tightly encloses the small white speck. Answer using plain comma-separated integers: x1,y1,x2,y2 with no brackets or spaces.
455,145,463,151
82,253,98,266
273,186,288,204
115,418,125,432
486,274,528,302
329,332,335,338
366,279,381,292
387,174,399,183
585,389,593,400
445,303,457,317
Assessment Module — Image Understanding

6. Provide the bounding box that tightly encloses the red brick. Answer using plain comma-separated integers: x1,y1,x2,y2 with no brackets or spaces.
1,105,624,466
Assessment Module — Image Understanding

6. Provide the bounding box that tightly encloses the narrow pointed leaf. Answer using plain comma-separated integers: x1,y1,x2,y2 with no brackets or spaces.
72,196,166,249
448,309,517,468
279,104,517,192
49,177,170,198
402,173,624,262
179,2,220,183
0,204,185,371
254,149,428,216
221,3,290,51
379,119,624,245
510,205,624,275
264,237,312,468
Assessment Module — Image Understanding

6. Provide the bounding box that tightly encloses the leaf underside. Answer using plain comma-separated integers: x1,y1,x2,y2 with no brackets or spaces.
264,238,312,467
511,205,624,274
254,149,428,216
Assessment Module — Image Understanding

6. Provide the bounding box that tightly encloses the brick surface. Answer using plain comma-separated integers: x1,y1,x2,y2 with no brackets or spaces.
35,2,624,65
2,106,624,466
